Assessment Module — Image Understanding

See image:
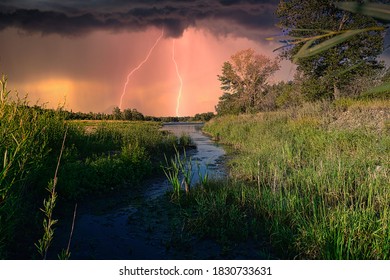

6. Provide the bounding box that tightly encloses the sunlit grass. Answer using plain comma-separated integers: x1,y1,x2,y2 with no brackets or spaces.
197,102,389,259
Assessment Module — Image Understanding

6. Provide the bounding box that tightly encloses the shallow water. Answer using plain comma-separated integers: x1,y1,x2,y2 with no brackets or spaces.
146,122,226,199
50,123,228,259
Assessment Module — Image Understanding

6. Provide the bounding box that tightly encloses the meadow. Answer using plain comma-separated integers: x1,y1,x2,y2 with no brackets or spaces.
2,70,389,259
0,76,188,259
180,100,389,259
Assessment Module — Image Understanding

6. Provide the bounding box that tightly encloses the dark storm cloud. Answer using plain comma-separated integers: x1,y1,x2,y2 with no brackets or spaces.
0,0,279,38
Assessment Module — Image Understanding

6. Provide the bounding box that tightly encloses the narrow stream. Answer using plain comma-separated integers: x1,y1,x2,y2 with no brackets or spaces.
51,123,227,260
146,122,226,199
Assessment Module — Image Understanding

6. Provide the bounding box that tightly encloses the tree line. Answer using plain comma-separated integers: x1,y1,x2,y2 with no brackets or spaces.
28,105,215,122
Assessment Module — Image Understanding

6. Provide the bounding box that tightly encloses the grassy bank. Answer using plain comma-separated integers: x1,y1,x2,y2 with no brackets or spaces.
57,120,185,199
0,76,186,259
185,101,389,259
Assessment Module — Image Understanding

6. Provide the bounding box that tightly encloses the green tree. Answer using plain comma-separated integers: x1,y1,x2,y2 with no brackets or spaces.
266,80,303,109
112,106,122,120
276,0,385,100
194,112,215,122
215,91,243,115
216,49,279,115
131,109,144,121
122,108,133,120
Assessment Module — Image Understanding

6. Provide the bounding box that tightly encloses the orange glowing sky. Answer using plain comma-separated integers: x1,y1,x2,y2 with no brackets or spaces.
0,1,295,116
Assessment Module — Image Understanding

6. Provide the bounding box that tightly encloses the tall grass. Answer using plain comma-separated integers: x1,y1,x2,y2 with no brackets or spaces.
0,75,186,258
0,75,68,258
163,152,182,200
163,148,193,200
36,128,68,260
198,102,389,259
58,121,181,199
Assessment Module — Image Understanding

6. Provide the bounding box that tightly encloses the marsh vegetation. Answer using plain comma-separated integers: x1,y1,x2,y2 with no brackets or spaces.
2,1,390,260
188,101,389,259
1,72,389,260
0,76,191,258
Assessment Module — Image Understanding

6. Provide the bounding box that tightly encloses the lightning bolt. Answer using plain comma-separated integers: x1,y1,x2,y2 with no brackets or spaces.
172,39,183,117
119,29,164,110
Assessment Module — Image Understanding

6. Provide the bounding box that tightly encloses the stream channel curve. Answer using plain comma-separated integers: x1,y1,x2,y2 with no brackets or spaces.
51,123,228,259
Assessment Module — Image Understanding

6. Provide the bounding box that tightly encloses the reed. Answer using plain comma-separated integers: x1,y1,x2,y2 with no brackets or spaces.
35,127,67,259
197,161,209,187
163,147,194,200
163,152,182,200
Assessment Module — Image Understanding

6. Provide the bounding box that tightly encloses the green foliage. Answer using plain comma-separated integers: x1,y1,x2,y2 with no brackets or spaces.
197,161,209,187
193,112,215,122
360,81,390,99
57,121,180,199
111,107,145,121
185,180,263,244
215,92,243,115
112,106,122,120
200,106,390,259
216,49,280,115
178,150,193,195
276,0,385,100
0,75,185,258
163,152,182,200
0,75,68,258
122,108,145,121
177,133,193,147
335,2,390,23
36,127,67,259
162,147,194,201
35,179,58,259
301,76,333,101
268,81,302,109
292,27,384,61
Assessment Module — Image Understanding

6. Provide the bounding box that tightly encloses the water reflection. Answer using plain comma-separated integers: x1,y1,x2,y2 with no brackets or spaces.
51,123,227,259
143,123,226,199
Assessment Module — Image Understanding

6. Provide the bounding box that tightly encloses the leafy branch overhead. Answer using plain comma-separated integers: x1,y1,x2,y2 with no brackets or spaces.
274,0,387,100
271,1,389,61
271,26,384,63
335,2,390,23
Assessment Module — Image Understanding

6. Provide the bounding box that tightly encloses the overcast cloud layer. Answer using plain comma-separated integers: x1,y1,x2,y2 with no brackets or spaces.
0,0,279,38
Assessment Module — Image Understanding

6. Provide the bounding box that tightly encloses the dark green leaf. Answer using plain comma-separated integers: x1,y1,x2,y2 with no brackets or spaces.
335,2,390,23
293,38,315,62
294,29,371,60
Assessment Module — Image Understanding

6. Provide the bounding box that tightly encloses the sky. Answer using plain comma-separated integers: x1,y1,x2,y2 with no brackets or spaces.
0,0,295,116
